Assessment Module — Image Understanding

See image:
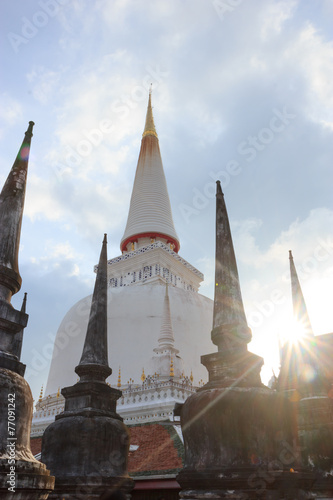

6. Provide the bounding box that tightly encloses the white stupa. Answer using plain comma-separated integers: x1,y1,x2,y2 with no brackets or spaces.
32,91,214,435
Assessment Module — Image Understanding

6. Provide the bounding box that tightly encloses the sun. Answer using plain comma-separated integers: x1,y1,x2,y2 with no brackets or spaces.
283,318,308,345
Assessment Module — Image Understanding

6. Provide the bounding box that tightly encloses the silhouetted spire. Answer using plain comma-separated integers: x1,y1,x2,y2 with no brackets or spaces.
0,121,34,300
289,250,314,337
211,181,251,351
75,234,111,381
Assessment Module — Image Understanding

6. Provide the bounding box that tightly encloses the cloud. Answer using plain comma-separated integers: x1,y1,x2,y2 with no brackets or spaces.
232,208,333,278
26,66,62,105
0,93,23,135
260,0,298,40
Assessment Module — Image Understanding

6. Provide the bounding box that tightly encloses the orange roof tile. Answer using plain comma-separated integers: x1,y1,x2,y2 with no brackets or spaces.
128,422,183,476
30,421,184,477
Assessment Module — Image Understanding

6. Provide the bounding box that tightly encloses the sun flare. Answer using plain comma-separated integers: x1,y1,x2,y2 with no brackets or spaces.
281,318,308,346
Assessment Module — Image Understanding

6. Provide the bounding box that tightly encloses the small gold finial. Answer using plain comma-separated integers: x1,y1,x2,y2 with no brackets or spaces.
131,242,135,251
38,385,44,402
170,357,174,378
190,370,194,383
142,90,158,138
141,368,146,382
117,367,121,388
56,387,60,398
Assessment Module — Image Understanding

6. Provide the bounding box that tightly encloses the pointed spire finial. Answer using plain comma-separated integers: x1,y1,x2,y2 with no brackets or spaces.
120,95,180,253
211,181,251,352
39,385,44,402
154,282,177,352
75,234,111,382
25,121,35,139
21,292,27,313
0,121,35,299
143,89,158,138
56,387,60,398
117,367,121,388
141,368,146,382
289,250,314,337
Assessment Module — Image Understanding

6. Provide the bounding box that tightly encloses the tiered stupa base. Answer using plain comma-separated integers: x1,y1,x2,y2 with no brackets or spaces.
42,381,134,499
177,350,316,499
0,367,54,499
0,460,55,500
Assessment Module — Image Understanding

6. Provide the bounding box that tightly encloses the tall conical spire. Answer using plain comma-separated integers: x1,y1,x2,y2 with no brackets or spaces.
120,92,180,253
154,283,178,352
42,234,133,498
0,121,34,300
0,123,55,498
178,183,307,500
75,234,111,382
211,181,251,352
289,250,314,337
152,283,184,379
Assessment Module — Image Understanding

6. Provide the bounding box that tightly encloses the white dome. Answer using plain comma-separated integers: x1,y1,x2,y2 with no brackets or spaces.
45,282,214,396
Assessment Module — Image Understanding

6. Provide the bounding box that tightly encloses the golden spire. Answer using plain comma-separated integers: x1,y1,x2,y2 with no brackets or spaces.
141,368,146,382
38,384,43,402
117,367,121,388
170,357,174,378
142,86,158,138
56,387,60,398
190,370,194,383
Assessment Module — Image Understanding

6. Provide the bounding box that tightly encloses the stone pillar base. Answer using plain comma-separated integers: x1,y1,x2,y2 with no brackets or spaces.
0,458,54,500
46,475,133,499
178,468,315,500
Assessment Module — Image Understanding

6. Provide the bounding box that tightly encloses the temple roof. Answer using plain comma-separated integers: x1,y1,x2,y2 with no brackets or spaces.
31,421,184,477
120,92,180,252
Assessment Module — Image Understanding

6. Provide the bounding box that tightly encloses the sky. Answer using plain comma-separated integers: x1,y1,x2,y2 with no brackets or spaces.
1,0,332,401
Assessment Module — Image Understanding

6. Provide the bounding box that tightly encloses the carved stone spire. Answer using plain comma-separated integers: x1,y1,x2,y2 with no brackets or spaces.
0,124,34,375
75,234,111,382
42,236,133,498
0,121,34,301
212,181,251,352
278,251,317,392
177,182,306,499
0,123,54,498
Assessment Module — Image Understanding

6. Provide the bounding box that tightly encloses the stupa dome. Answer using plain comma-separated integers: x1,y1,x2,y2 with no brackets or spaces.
45,283,213,395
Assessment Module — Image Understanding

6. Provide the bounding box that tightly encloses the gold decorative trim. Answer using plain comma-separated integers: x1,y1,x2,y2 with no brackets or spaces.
142,130,158,138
